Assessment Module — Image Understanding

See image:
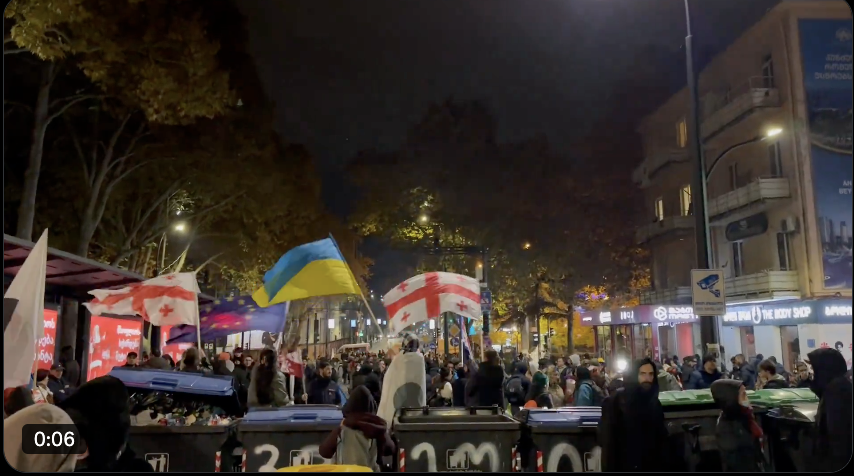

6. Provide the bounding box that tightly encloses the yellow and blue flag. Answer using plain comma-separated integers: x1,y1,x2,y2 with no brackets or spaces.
252,237,361,307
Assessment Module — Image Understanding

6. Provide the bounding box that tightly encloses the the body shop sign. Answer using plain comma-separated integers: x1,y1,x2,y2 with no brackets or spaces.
723,303,813,326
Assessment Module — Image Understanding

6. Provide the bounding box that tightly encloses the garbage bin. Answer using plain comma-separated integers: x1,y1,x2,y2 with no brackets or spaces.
658,389,722,472
110,368,242,472
515,407,601,472
393,406,520,472
238,405,342,472
749,389,818,472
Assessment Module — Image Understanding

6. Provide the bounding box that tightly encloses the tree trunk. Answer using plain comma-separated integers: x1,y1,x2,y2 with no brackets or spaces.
15,62,54,241
139,245,153,277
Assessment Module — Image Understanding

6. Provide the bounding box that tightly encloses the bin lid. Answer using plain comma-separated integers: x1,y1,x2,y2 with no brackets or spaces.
658,389,715,406
277,464,372,472
768,402,818,423
109,368,241,416
521,408,601,429
749,388,818,408
241,405,342,425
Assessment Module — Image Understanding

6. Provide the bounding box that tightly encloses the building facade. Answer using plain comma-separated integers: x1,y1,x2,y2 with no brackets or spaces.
592,1,852,371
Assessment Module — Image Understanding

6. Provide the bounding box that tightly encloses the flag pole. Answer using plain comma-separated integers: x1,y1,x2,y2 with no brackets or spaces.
327,234,384,338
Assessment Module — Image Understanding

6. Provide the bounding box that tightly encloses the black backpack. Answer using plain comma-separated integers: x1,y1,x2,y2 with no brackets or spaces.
505,376,525,405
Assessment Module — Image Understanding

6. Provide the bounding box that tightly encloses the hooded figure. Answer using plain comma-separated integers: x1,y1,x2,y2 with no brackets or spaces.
319,386,394,471
4,404,78,472
352,359,382,404
58,376,152,472
710,380,765,472
599,358,670,472
807,348,852,472
377,334,426,427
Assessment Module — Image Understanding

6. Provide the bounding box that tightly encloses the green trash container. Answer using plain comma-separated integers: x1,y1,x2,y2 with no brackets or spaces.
658,389,722,472
750,388,819,472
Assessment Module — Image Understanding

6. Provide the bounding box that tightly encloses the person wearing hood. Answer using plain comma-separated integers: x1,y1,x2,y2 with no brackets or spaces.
710,379,766,471
501,360,531,413
599,358,670,472
524,371,555,409
58,376,152,472
319,386,393,471
468,349,507,409
688,355,723,390
806,348,852,472
353,360,382,404
757,359,789,389
574,366,605,407
4,404,79,472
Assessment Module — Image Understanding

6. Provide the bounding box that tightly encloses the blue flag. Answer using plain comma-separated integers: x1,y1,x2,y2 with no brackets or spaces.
167,296,288,344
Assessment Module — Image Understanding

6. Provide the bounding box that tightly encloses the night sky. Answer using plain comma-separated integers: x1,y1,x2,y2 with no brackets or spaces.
236,0,781,291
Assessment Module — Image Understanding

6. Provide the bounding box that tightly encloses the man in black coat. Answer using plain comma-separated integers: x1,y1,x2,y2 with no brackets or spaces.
599,358,670,472
467,350,506,408
807,348,852,472
352,360,382,404
306,360,343,406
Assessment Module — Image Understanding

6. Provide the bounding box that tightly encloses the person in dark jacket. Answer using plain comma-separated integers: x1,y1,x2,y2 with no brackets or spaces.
144,349,171,370
793,361,812,388
710,379,766,471
468,349,506,408
46,364,71,404
768,356,790,382
574,366,605,406
58,376,152,472
680,356,696,387
502,361,531,413
58,345,81,388
306,360,343,405
352,360,382,404
688,355,723,390
452,365,469,407
743,354,763,390
599,358,670,472
319,386,393,471
757,359,789,389
807,348,852,472
525,371,554,409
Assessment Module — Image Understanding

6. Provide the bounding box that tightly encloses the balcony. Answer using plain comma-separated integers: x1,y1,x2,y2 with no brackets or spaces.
708,177,791,222
701,76,780,139
640,286,692,305
725,271,801,303
636,216,694,244
632,149,690,188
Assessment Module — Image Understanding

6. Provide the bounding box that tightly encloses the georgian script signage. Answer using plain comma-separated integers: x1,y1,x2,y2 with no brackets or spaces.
579,305,698,326
723,304,813,326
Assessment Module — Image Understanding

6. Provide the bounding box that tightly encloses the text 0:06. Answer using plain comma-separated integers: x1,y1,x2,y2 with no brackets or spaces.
34,431,75,448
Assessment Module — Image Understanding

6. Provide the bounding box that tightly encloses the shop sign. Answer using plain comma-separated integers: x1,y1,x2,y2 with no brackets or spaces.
652,306,695,322
619,310,635,322
723,303,814,326
598,312,612,324
817,301,853,324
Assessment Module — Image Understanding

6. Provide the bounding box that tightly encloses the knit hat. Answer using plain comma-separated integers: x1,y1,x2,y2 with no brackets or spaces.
532,371,549,388
401,333,420,353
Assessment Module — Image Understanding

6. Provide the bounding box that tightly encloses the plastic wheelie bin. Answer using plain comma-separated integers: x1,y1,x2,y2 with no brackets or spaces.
393,406,520,472
748,388,819,472
515,407,601,472
658,389,723,472
237,405,342,472
110,368,242,472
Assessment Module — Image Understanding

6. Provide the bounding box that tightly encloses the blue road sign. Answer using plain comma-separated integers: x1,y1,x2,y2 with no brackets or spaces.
450,337,460,347
480,290,493,313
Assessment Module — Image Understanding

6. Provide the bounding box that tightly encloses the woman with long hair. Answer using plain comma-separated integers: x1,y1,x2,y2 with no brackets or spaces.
248,348,290,408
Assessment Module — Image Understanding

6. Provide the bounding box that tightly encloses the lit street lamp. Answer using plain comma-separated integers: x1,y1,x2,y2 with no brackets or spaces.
174,222,187,233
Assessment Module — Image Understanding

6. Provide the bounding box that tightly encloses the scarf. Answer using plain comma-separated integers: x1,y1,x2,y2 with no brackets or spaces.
741,405,763,439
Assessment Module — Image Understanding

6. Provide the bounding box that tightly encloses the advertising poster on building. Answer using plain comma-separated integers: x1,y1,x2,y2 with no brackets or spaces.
36,309,58,370
799,19,853,290
87,315,142,381
160,325,193,365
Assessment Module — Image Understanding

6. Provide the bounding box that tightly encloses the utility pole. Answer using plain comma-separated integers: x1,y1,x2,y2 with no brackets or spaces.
684,0,720,354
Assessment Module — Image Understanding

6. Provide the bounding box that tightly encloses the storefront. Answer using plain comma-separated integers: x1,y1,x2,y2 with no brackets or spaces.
579,305,701,368
720,298,852,372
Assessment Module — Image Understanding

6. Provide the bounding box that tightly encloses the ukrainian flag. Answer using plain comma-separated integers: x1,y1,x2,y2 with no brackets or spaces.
252,237,361,307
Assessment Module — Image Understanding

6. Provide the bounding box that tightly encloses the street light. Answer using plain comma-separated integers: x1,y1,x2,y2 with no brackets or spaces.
174,223,187,233
523,242,532,250
418,214,429,224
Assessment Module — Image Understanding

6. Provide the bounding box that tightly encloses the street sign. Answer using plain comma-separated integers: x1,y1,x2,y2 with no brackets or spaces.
480,291,493,312
449,324,460,337
450,337,460,347
428,342,436,350
691,269,726,315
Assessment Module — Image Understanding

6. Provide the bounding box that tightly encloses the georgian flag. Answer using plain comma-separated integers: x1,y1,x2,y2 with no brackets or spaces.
383,272,481,334
84,273,200,326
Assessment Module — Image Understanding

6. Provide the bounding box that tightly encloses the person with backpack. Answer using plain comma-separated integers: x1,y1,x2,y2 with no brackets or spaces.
524,371,554,409
503,361,531,414
574,366,605,407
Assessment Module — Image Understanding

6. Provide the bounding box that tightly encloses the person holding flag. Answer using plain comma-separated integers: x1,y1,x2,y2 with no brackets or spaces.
377,334,426,425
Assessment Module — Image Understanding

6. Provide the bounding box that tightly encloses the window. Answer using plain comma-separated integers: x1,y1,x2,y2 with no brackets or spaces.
676,118,688,148
731,241,745,277
768,142,783,177
680,185,692,216
654,197,664,221
762,54,775,88
777,232,793,270
728,163,739,191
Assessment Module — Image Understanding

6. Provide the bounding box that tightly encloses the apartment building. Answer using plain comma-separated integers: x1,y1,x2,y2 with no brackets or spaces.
583,1,852,370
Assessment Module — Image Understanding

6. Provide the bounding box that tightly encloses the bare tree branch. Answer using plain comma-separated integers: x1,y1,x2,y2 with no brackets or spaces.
47,95,97,123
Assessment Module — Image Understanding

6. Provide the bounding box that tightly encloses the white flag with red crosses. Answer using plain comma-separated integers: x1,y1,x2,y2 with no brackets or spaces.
383,272,481,334
83,273,201,327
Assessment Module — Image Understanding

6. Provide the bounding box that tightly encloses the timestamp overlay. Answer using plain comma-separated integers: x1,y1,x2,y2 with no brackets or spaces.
21,424,87,455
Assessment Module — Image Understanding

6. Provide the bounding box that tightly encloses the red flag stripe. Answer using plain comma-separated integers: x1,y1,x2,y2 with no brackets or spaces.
385,273,479,320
